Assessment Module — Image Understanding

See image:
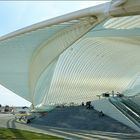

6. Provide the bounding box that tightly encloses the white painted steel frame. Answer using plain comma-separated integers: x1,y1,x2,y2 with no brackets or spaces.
0,0,140,110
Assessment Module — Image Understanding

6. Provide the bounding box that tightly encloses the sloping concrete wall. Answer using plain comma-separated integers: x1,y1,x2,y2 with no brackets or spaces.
91,98,140,132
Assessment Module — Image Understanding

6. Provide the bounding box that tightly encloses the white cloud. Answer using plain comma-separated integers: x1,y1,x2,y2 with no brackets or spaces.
0,85,31,106
79,1,110,9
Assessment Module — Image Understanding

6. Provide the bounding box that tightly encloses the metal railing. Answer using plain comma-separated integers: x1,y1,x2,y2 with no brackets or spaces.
109,97,140,128
120,97,140,117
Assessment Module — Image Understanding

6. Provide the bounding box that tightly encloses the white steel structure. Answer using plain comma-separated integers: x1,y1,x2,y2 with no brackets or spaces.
0,0,140,111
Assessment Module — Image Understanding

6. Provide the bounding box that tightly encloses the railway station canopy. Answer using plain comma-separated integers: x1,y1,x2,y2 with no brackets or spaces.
0,0,140,111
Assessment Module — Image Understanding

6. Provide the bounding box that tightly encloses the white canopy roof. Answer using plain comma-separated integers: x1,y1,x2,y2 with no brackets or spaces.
0,0,140,110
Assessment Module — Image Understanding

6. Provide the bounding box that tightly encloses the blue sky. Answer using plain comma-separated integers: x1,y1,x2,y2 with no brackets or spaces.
0,1,108,106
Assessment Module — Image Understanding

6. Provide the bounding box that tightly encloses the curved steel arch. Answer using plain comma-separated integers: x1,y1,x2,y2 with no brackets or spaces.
0,0,140,110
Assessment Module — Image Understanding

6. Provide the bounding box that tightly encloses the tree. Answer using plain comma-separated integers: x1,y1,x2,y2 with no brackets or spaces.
4,105,9,112
0,104,2,112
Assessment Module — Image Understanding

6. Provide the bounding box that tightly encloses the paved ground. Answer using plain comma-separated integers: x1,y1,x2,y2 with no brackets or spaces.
0,108,140,140
32,106,136,133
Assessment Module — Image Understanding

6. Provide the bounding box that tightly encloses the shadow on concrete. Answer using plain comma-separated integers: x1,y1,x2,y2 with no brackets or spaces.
27,106,140,139
31,106,136,133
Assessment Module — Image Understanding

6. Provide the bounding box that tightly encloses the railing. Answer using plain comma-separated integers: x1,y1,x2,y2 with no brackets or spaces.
120,97,140,117
109,97,140,128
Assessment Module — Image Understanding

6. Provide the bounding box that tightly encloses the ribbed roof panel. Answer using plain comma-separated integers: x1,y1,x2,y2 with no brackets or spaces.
104,15,140,29
45,37,140,105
